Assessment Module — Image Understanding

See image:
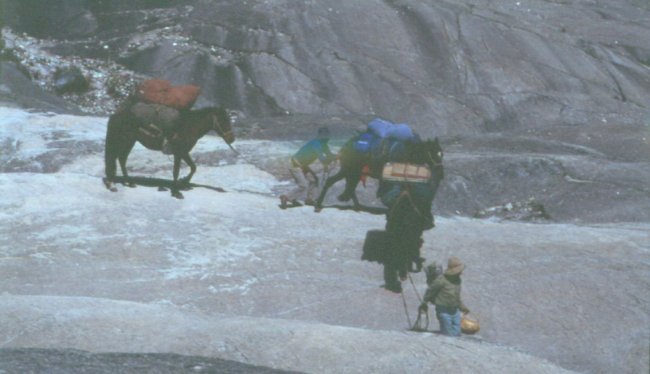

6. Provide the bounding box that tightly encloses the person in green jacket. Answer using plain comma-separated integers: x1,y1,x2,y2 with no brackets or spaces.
419,257,470,336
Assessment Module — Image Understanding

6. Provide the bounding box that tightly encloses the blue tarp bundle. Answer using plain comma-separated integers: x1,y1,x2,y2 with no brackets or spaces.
354,118,416,154
367,118,415,141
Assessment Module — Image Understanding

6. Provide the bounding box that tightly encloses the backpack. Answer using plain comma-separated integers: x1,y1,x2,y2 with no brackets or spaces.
361,230,389,264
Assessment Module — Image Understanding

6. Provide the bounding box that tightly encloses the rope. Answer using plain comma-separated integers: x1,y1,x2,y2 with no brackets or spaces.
388,189,427,224
399,273,431,332
408,273,429,332
227,142,240,156
409,273,423,303
410,306,430,332
400,289,412,328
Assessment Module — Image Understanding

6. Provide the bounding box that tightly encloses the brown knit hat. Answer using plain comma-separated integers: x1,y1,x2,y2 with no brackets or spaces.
445,256,465,275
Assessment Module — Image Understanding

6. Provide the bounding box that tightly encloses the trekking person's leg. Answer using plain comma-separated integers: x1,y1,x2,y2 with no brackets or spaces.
287,165,308,202
436,306,455,336
449,308,462,336
305,169,319,203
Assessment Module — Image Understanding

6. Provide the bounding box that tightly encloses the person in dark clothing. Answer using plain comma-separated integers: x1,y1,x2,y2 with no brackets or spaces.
280,127,336,209
419,256,470,336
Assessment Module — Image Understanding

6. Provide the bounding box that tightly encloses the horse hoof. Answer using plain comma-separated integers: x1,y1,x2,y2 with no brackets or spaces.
383,283,402,293
337,194,350,202
172,191,184,199
314,206,322,213
127,183,136,188
103,178,117,192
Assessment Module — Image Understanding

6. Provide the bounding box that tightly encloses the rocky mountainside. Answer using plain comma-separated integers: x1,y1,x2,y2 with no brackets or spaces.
2,0,649,130
1,2,649,372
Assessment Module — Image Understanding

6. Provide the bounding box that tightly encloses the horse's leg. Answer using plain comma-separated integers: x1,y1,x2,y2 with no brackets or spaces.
179,153,196,185
410,234,425,272
383,260,401,293
118,140,137,188
171,154,184,199
339,172,362,210
314,169,346,212
103,151,118,192
103,115,120,192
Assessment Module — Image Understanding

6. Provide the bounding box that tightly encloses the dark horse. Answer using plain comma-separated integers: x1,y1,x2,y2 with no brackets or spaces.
314,134,443,213
351,138,444,292
103,105,234,198
382,140,444,292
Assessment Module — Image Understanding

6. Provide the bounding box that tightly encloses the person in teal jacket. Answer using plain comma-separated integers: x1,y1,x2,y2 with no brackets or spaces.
280,127,336,209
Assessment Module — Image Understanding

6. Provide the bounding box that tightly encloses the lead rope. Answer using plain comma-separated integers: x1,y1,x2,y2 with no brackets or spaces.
399,272,430,331
400,289,412,328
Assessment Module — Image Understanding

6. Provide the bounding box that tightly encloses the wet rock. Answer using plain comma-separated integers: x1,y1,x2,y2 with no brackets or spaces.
2,0,98,39
52,66,90,94
474,198,550,221
0,61,80,114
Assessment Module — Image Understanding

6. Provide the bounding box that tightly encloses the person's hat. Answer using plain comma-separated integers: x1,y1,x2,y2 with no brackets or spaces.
445,256,465,275
317,126,330,137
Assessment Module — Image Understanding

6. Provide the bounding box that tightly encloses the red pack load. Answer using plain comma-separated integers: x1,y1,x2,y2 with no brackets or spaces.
136,79,201,110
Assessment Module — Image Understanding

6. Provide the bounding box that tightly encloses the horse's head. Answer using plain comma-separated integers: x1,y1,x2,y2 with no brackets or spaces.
210,107,235,144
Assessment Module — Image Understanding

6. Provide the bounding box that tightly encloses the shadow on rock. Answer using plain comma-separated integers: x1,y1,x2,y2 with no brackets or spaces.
111,175,226,193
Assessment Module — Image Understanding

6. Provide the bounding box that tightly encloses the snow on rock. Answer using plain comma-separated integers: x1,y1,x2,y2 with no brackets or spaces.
1,295,575,374
0,107,648,373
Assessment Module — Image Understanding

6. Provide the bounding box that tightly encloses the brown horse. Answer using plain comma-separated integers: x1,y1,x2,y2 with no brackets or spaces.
103,105,234,198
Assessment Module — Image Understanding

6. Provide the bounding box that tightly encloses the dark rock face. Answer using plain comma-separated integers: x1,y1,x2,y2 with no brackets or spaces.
0,348,300,374
3,0,649,132
53,66,89,94
0,61,81,114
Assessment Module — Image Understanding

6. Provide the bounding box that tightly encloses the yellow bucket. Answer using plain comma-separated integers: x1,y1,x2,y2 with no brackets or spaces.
461,314,480,334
